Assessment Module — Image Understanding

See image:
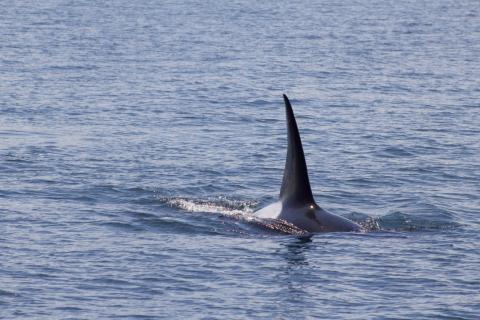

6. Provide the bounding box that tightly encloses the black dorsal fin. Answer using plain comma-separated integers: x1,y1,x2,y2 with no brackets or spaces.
279,94,315,205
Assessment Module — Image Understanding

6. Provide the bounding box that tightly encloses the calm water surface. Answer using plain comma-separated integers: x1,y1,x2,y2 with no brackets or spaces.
1,0,480,319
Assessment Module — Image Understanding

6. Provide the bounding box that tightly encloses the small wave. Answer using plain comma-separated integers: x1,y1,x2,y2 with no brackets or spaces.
331,210,459,233
376,146,415,158
99,221,145,232
370,211,460,232
0,289,17,297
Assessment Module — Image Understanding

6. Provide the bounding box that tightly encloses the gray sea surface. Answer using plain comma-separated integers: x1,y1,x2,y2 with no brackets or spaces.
1,0,480,319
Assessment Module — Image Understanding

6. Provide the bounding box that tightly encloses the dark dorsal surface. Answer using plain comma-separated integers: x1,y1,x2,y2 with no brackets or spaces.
279,94,315,206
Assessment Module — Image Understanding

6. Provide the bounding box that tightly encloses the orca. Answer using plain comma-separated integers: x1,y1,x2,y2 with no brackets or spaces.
255,95,362,233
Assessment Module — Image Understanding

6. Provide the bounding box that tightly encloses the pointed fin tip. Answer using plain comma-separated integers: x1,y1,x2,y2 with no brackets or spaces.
283,94,294,121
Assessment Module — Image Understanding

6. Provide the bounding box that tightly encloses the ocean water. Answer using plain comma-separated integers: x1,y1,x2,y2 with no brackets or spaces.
1,0,480,318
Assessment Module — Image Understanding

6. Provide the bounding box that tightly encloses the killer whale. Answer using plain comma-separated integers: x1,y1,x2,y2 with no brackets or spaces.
255,95,362,232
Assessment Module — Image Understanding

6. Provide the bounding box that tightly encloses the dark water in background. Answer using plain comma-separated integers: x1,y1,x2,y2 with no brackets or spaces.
1,0,480,318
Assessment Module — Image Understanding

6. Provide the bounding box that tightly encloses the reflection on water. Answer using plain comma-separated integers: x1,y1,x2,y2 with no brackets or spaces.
283,235,314,267
277,236,314,306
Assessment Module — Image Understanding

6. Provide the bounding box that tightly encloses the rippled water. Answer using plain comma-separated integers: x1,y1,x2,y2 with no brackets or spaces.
1,0,480,318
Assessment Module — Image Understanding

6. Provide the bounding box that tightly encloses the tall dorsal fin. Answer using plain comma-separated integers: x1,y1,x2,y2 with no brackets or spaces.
280,94,315,205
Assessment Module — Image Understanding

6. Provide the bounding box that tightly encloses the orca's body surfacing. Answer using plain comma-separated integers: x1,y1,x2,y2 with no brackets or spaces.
255,95,362,233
